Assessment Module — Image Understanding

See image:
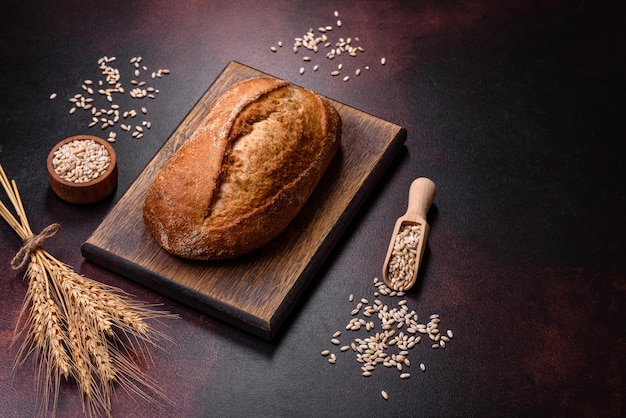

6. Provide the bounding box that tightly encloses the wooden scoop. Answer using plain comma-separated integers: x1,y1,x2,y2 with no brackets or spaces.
382,177,436,291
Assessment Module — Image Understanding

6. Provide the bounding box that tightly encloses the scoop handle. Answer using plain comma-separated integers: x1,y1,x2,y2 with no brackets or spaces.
406,177,436,219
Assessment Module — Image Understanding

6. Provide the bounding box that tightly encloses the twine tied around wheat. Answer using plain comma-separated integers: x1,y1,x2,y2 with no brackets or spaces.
11,223,60,270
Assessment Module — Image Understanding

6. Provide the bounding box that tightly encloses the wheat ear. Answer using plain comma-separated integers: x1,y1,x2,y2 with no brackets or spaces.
1,162,177,417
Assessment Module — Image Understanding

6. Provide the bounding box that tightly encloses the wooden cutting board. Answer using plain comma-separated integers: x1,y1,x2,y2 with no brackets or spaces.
81,61,406,340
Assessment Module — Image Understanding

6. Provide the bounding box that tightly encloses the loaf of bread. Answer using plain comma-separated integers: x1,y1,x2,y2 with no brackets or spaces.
142,77,341,260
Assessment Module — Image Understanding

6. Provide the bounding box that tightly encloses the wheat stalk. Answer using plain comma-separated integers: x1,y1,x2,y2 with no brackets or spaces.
0,162,176,417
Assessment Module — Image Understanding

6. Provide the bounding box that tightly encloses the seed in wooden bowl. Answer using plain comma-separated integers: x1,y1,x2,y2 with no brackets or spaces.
52,139,111,183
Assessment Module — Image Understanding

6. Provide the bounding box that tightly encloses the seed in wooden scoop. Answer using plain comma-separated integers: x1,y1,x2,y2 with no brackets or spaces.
382,178,436,291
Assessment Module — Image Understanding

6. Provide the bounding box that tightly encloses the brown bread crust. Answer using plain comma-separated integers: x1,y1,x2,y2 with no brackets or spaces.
142,77,341,260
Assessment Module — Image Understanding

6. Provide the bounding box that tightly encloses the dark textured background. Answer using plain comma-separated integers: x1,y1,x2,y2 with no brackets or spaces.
1,0,624,416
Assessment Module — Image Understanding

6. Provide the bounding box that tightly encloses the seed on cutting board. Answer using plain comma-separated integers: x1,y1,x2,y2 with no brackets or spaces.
331,338,340,345
400,373,410,379
49,93,57,100
381,390,389,400
381,57,387,65
420,363,426,371
321,349,331,356
332,331,341,338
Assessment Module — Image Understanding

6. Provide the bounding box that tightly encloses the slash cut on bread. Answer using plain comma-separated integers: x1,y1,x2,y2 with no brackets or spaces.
142,77,342,260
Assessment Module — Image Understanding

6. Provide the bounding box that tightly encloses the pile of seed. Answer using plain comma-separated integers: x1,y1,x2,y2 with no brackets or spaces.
321,277,454,401
270,10,386,82
52,139,111,183
49,55,170,143
387,223,421,291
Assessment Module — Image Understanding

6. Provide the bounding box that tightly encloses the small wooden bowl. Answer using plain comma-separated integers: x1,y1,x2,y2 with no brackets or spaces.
47,135,118,204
